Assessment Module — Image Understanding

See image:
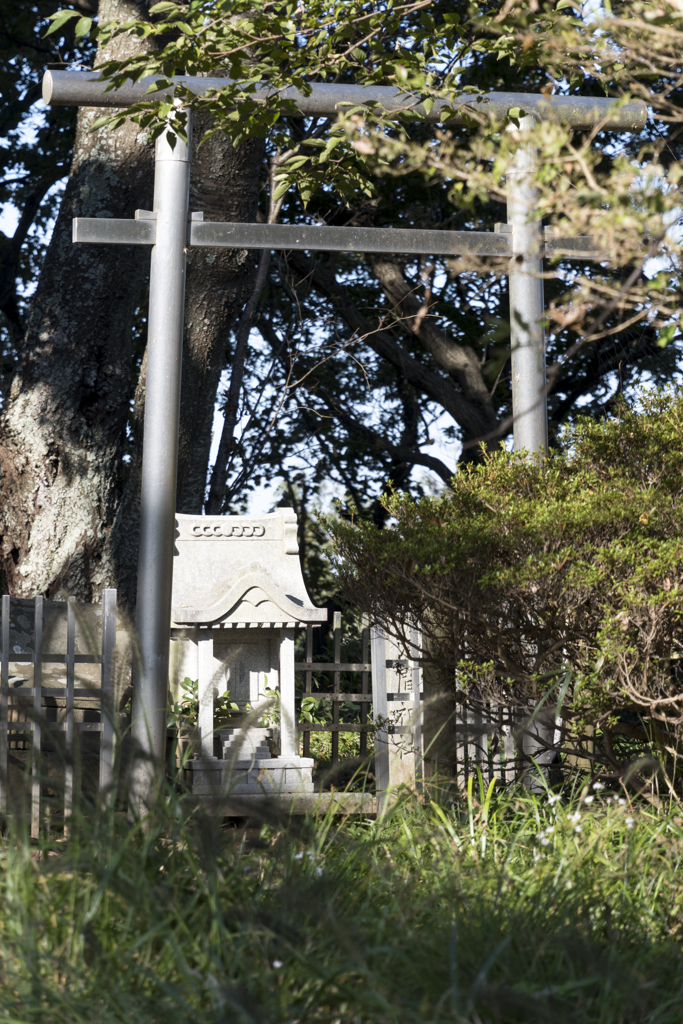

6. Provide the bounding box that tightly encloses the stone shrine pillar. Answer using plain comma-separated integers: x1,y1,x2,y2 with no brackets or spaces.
371,625,423,812
170,508,327,797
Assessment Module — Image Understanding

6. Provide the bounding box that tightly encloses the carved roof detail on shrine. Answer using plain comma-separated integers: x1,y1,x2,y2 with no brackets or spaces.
171,509,327,627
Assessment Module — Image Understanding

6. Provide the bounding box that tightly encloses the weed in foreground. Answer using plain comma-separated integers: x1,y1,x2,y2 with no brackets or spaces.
0,781,681,1023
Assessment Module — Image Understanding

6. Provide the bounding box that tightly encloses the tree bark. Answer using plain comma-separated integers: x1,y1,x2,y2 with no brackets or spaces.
177,114,264,515
366,254,499,442
0,0,157,601
0,8,265,605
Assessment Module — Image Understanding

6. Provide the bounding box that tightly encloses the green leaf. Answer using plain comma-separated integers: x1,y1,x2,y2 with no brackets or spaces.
556,0,576,8
283,155,309,171
89,115,114,132
657,323,677,348
149,1,179,12
43,9,78,37
74,17,93,38
299,183,314,209
272,177,292,202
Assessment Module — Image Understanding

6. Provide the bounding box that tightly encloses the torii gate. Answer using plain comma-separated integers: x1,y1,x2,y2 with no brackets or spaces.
42,70,646,808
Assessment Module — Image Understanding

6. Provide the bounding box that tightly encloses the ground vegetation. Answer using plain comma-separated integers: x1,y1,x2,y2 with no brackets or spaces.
0,782,681,1023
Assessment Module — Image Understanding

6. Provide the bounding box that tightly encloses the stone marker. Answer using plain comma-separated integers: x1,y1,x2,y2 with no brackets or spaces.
371,626,423,811
170,508,327,797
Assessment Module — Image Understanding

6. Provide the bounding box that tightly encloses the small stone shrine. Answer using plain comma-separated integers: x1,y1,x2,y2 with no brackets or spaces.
170,508,327,798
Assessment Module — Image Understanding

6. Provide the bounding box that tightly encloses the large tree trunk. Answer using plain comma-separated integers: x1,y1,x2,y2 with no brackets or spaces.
0,7,265,606
179,116,264,515
0,0,157,602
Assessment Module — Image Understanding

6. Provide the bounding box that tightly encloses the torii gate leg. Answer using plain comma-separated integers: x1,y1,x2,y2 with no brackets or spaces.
507,116,548,458
130,114,193,812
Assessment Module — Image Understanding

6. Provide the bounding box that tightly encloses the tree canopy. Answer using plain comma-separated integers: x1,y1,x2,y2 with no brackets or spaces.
78,0,683,505
2,1,683,599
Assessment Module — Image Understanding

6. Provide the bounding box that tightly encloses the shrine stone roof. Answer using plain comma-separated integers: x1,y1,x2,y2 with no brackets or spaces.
171,508,327,628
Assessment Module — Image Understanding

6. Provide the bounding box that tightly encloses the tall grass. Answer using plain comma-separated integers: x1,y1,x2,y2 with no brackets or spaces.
0,778,682,1023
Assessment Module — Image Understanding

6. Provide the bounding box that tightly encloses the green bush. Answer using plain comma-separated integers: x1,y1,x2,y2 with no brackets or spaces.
326,392,683,786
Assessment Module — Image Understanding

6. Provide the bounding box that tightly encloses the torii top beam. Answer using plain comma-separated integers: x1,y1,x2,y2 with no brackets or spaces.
43,70,647,132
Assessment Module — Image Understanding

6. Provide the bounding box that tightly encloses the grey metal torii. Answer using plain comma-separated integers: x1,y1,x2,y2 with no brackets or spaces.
42,70,646,807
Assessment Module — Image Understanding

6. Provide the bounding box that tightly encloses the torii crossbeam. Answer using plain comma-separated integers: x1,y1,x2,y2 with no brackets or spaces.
42,70,646,808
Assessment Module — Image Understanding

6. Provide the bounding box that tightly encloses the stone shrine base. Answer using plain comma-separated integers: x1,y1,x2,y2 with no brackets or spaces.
184,756,375,816
187,755,315,797
184,726,376,815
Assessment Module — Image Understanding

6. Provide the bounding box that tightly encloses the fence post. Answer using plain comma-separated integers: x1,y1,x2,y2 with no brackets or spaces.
99,589,117,802
371,625,390,812
331,612,341,765
64,597,76,823
409,627,423,789
360,617,370,760
0,595,8,815
31,596,43,837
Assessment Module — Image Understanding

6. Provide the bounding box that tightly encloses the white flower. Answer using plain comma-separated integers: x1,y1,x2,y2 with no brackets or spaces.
545,826,554,835
272,960,284,969
618,798,626,806
626,816,635,829
592,782,605,790
541,837,550,846
568,812,581,825
584,795,595,804
574,825,582,833
548,794,562,805
533,849,541,862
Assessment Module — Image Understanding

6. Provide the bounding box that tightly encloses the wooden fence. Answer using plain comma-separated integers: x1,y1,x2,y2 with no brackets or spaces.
0,595,540,831
296,612,372,763
295,613,424,801
294,613,539,792
0,591,118,835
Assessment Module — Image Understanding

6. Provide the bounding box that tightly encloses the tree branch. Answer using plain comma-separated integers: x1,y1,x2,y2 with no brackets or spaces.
281,250,501,447
257,317,455,485
366,254,499,426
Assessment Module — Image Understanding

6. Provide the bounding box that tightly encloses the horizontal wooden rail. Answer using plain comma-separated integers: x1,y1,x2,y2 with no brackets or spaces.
300,723,410,734
301,724,371,733
8,720,103,732
296,662,371,672
6,654,103,665
12,686,103,697
296,661,413,672
302,691,422,702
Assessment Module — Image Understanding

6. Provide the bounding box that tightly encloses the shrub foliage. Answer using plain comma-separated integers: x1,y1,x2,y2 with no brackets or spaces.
328,392,683,785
